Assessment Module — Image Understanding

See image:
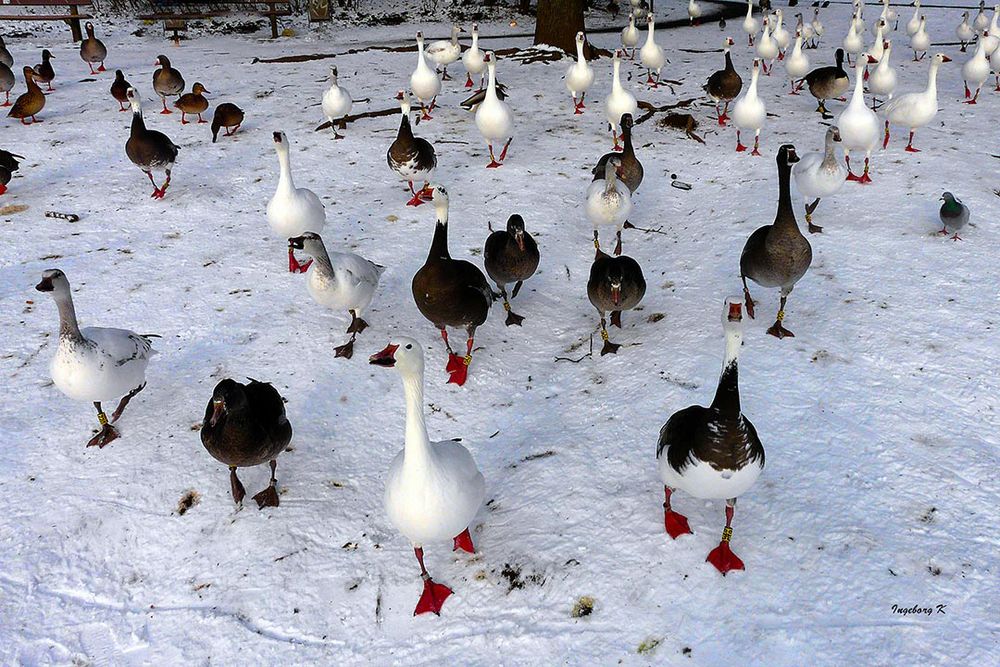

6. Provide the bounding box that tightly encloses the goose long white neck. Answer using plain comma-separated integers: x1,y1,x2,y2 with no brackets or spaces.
748,67,760,96
276,149,295,194
471,32,479,49
401,368,434,470
646,21,655,44
486,63,498,100
576,40,586,64
54,288,83,342
926,60,942,96
850,59,866,103
612,59,623,89
723,327,742,368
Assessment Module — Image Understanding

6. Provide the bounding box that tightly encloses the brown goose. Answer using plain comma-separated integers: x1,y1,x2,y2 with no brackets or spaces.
656,297,764,575
483,214,539,326
0,36,12,68
704,37,743,125
412,185,492,386
32,50,55,92
125,87,180,199
387,91,436,207
174,82,210,124
200,378,292,509
587,249,646,356
211,102,244,142
0,149,22,195
153,54,184,114
740,144,811,339
110,69,131,111
803,48,849,117
1,61,13,107
79,22,108,74
591,113,643,194
7,68,45,124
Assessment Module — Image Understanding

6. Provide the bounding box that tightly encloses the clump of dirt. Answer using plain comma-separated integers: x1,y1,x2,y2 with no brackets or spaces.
499,563,545,592
571,595,595,618
176,489,201,516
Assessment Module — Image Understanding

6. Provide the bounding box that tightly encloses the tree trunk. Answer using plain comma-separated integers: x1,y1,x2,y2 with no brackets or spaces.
533,0,586,55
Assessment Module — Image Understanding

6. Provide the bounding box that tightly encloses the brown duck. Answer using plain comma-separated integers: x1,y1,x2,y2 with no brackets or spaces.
803,48,849,117
704,37,743,125
739,144,812,339
80,22,108,74
124,87,180,199
8,67,45,124
110,69,131,111
587,249,646,356
483,214,539,326
175,82,210,124
211,102,244,142
153,54,184,114
591,112,643,194
32,50,55,92
200,378,292,509
412,184,492,386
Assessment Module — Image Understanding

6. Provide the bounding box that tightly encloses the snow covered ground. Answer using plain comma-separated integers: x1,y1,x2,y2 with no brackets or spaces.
2,2,999,665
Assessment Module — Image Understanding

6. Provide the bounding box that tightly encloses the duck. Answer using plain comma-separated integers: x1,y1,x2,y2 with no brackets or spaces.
79,22,107,74
836,53,879,183
0,36,12,68
910,16,930,61
174,82,210,124
740,144,811,339
32,49,55,92
882,52,950,152
110,69,131,112
785,31,810,94
566,31,595,114
0,61,13,107
975,1,990,32
792,126,846,233
587,156,632,256
0,148,22,195
200,378,291,509
483,214,540,326
957,12,976,52
368,337,486,616
288,231,382,358
843,19,864,66
742,0,760,47
810,7,825,47
411,184,492,386
938,192,969,240
688,0,702,24
592,113,643,194
475,52,514,168
267,131,325,272
803,48,850,117
410,32,441,120
772,9,791,56
756,17,779,75
426,25,463,81
605,50,638,151
35,269,156,449
462,23,487,89
387,91,436,206
868,40,897,106
125,87,179,199
906,0,922,36
211,102,244,142
153,54,184,114
963,38,991,103
8,67,45,124
319,66,352,140
587,249,646,356
640,14,666,87
656,297,764,575
732,58,766,156
705,37,743,124
623,11,641,58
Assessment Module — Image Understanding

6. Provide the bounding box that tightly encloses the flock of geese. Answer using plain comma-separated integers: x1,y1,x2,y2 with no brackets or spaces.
7,0,987,617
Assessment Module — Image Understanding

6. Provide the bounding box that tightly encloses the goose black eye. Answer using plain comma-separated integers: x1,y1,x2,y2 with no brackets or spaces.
406,344,413,349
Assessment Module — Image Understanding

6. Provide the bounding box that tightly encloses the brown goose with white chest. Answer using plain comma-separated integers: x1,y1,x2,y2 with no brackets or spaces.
587,249,646,356
704,37,742,125
153,54,185,114
174,82,210,124
591,113,643,194
80,22,108,74
125,87,180,199
483,214,539,327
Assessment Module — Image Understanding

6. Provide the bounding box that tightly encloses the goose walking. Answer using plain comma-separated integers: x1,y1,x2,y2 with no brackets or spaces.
587,250,646,356
410,32,441,120
605,50,638,151
587,156,632,255
876,0,896,32
704,37,743,124
868,40,897,106
756,18,779,74
369,338,486,616
0,61,13,107
79,22,107,74
810,8,825,48
592,113,643,194
484,214,540,326
957,12,976,52
784,31,810,94
475,53,514,168
772,9,791,58
910,16,930,61
321,66,352,139
962,39,990,103
792,126,846,233
35,269,156,448
125,87,179,199
742,0,760,47
906,0,923,36
267,131,325,272
463,24,487,89
426,25,464,81
882,53,950,152
640,14,666,87
388,92,436,206
566,31,595,114
983,9,1000,56
837,53,880,183
656,297,764,575
623,11,641,58
803,48,850,118
843,20,864,66
732,58,766,155
32,49,55,92
975,1,990,32
153,54,184,114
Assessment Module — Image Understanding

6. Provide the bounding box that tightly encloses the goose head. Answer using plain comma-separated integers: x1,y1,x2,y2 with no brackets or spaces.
778,144,800,167
506,214,527,251
398,90,411,113
328,66,339,84
575,31,586,47
604,155,625,182
287,231,324,257
424,183,449,220
370,337,424,375
835,47,846,67
724,36,735,49
931,52,952,65
155,54,170,68
272,130,290,154
85,21,96,35
126,86,142,112
483,51,496,71
604,262,626,306
723,296,743,332
416,31,425,49
647,13,655,29
35,268,70,297
828,126,843,143
207,379,248,428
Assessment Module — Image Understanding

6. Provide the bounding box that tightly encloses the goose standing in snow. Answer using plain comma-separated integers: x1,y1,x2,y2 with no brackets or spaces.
843,20,864,66
656,297,764,575
152,54,184,114
623,11,641,58
605,50,638,151
810,7,825,48
321,66,352,139
963,39,991,103
906,0,923,36
484,214,539,327
803,48,850,118
975,1,990,32
837,53,879,183
910,16,930,61
211,102,244,142
475,53,514,168
743,0,760,47
991,40,1000,90
288,232,382,359
388,92,436,206
592,113,643,194
80,22,107,74
0,61,13,108
795,13,815,46
410,32,441,120
32,49,55,91
882,53,950,152
868,40,897,106
200,378,291,509
740,145,811,339
0,36,12,68
640,14,666,87
426,25,464,81
587,250,646,356
174,82,210,124
369,338,486,616
412,185,492,386
125,88,179,199
784,31,810,94
110,69,131,111
792,126,846,233
983,9,1000,56
876,0,896,32
957,12,976,52
566,31,595,114
938,192,969,240
35,269,156,448
463,24,487,89
705,37,743,124
267,131,325,272
756,18,779,74
733,58,766,155
587,156,632,256
688,0,702,25
772,9,791,58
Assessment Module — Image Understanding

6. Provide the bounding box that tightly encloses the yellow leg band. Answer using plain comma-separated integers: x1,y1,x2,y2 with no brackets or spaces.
463,354,472,366
721,526,733,543
601,330,609,341
503,301,511,312
593,239,600,249
776,310,785,322
98,412,109,426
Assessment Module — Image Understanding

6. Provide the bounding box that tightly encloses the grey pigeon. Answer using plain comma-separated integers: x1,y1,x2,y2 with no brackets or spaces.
938,192,969,240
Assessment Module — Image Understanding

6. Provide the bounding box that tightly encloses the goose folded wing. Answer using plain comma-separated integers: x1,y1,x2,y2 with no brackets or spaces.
656,405,708,473
83,327,155,365
244,380,288,426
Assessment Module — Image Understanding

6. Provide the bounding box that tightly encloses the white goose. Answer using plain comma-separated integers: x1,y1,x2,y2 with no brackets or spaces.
566,31,595,114
962,38,991,103
868,40,898,106
605,50,638,151
772,9,791,57
321,66,352,140
991,37,1000,90
475,52,514,168
586,156,632,256
463,23,486,89
688,0,702,25
795,13,814,45
410,32,442,120
843,20,864,66
957,12,976,51
36,269,156,449
369,338,486,617
983,8,1000,56
426,25,463,81
267,131,326,273
733,58,766,155
906,0,922,36
810,7,825,47
756,18,779,74
836,53,879,183
793,126,847,233
910,16,930,61
975,1,991,32
622,11,640,59
743,0,760,47
876,0,896,32
870,20,887,67
640,14,666,86
785,30,810,94
882,52,951,152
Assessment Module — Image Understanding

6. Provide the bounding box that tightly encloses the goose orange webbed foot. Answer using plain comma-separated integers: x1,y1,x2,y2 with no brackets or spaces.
446,354,470,385
663,510,692,539
706,541,745,575
414,577,453,616
87,423,120,448
453,528,476,553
